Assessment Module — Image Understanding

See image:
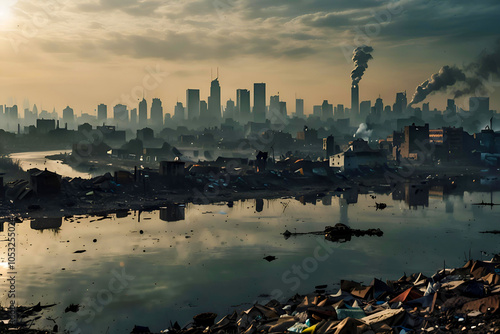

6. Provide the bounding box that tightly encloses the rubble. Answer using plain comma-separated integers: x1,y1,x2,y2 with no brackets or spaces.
283,224,383,243
151,256,500,334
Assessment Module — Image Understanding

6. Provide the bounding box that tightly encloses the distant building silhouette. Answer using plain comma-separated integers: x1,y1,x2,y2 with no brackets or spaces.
139,98,147,126
269,95,279,117
279,101,287,117
200,100,208,119
393,92,407,114
254,83,266,122
62,106,74,126
351,84,359,120
237,89,250,122
113,104,128,124
296,98,304,118
208,78,221,122
321,100,333,120
174,102,185,120
97,104,107,122
186,89,200,120
130,108,137,125
151,98,163,127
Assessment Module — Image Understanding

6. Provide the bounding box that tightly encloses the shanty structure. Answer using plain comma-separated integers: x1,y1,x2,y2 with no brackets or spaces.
30,168,61,195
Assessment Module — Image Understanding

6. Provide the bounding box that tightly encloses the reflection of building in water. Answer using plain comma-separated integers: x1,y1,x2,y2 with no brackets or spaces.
445,200,454,214
160,204,186,222
116,210,130,219
339,198,349,225
392,183,429,209
30,217,62,230
255,199,264,212
342,187,358,204
297,195,317,205
322,195,332,206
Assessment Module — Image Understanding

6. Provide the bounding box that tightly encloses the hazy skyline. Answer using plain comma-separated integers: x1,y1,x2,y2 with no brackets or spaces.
1,0,499,116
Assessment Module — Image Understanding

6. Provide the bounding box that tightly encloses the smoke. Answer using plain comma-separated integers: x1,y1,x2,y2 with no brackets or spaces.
351,46,374,86
354,123,373,141
409,65,466,105
409,40,500,105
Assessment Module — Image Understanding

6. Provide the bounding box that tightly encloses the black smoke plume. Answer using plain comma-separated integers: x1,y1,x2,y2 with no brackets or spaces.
351,46,374,86
409,65,466,105
410,40,500,105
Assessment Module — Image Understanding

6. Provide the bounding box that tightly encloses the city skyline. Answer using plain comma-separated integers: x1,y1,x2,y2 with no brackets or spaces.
0,1,499,115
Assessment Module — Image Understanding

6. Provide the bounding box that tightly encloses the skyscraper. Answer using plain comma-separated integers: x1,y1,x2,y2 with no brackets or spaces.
208,78,221,121
374,97,383,115
296,99,304,118
186,89,200,120
130,108,137,125
139,98,147,125
174,102,185,120
279,101,287,117
200,100,208,119
253,83,266,123
151,98,163,127
97,103,107,122
313,105,322,117
225,99,235,119
113,104,128,123
360,100,371,120
393,92,407,114
269,95,280,117
321,100,333,120
237,89,250,122
336,104,345,118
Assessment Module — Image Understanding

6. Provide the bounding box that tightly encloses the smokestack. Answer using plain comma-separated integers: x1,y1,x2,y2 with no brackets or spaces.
351,84,359,117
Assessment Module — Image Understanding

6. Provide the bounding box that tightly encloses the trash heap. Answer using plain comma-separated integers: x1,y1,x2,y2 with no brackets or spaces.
159,256,500,334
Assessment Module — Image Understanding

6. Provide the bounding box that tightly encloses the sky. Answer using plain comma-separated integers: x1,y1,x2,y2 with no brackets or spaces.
0,0,499,116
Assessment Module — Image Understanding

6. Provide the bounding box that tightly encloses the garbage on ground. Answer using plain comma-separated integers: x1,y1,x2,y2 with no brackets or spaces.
155,255,500,334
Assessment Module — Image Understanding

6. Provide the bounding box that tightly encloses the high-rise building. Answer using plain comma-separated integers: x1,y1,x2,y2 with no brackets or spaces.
225,99,235,119
375,97,383,115
446,99,456,114
200,100,208,119
422,102,430,113
186,89,200,120
151,98,163,127
237,89,250,122
254,83,266,122
98,104,107,122
279,101,287,117
130,108,137,125
113,104,128,123
269,95,280,117
62,106,74,125
360,100,371,120
208,78,221,121
174,102,185,120
393,92,407,114
139,98,147,125
313,105,322,117
321,100,333,120
296,99,304,118
351,84,359,118
336,104,344,119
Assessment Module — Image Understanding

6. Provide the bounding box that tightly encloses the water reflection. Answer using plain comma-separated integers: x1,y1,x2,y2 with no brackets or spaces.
1,190,498,334
30,217,62,231
159,203,186,222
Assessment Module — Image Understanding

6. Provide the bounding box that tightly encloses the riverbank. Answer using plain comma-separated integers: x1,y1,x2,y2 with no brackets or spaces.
1,163,498,220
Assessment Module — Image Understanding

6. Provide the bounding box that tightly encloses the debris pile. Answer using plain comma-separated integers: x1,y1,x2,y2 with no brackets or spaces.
159,257,500,334
283,223,383,243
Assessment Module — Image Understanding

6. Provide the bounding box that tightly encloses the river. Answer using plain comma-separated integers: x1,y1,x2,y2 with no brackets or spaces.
0,189,499,333
10,150,95,179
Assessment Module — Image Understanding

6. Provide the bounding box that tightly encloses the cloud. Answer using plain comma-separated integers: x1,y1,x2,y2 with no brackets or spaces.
79,0,164,16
